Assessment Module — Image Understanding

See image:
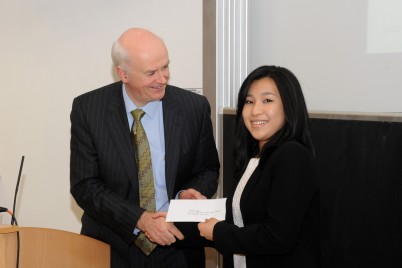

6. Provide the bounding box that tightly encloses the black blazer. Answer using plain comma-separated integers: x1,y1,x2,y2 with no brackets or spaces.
70,82,220,264
213,141,320,268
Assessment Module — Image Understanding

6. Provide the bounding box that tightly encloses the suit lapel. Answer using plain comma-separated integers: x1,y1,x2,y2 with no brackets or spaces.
239,163,263,216
105,83,138,191
162,87,183,198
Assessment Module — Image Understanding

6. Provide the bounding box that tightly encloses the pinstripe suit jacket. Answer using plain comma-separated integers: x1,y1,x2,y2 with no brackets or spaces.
70,81,219,266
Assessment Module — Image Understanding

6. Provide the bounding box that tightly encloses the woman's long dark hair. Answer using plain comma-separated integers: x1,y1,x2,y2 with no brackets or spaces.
234,65,314,174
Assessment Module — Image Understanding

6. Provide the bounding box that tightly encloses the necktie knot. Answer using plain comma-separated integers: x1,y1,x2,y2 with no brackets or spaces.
132,109,145,122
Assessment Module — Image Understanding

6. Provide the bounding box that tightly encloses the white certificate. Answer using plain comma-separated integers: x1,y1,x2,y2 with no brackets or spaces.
166,198,227,222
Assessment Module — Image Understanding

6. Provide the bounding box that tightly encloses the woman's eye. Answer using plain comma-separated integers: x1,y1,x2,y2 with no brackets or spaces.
263,99,273,103
245,100,253,104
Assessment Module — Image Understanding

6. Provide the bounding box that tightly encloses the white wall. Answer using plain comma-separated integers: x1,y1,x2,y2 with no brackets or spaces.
249,0,402,113
0,0,202,232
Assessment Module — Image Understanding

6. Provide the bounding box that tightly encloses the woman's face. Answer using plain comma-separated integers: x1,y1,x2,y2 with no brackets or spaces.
242,77,285,150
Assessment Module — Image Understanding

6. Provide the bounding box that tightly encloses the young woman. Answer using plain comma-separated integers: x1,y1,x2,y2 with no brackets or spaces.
198,65,320,267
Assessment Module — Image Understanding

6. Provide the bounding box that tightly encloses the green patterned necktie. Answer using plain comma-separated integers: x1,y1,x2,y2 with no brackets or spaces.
131,109,157,255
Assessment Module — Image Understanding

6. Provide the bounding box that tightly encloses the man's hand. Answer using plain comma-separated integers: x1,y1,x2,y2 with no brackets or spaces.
179,188,207,199
136,211,184,245
198,218,219,241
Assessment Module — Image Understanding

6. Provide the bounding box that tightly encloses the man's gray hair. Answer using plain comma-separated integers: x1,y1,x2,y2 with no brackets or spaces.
111,40,129,71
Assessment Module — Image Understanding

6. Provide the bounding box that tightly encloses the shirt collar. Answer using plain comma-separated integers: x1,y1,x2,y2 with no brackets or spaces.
122,84,161,119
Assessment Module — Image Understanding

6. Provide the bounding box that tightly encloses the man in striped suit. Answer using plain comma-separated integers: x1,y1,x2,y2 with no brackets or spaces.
70,28,219,268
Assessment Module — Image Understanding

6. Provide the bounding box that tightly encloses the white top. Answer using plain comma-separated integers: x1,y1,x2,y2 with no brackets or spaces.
232,158,260,268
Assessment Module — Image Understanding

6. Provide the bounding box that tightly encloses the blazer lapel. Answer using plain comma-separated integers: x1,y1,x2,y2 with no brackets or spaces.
105,83,138,191
162,87,183,198
239,163,263,216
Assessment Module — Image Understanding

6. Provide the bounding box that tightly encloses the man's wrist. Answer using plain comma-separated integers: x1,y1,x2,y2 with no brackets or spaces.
136,211,147,231
176,190,184,199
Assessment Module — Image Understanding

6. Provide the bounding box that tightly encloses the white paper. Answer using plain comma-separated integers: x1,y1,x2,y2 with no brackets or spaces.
166,198,226,222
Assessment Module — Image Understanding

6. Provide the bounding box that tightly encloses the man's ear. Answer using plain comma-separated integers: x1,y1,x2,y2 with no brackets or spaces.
116,66,129,82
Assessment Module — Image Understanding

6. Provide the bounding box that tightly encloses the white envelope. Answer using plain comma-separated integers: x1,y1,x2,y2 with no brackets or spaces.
166,198,227,222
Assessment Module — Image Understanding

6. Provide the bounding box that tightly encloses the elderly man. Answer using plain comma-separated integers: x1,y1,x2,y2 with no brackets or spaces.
70,28,219,268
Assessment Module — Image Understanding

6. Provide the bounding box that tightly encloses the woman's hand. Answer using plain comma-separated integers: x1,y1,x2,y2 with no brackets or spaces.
198,218,219,241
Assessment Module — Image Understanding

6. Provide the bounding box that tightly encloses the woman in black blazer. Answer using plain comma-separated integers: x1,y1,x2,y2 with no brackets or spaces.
198,65,320,267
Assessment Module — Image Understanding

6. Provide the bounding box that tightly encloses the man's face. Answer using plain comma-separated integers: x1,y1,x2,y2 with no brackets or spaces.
122,43,170,107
